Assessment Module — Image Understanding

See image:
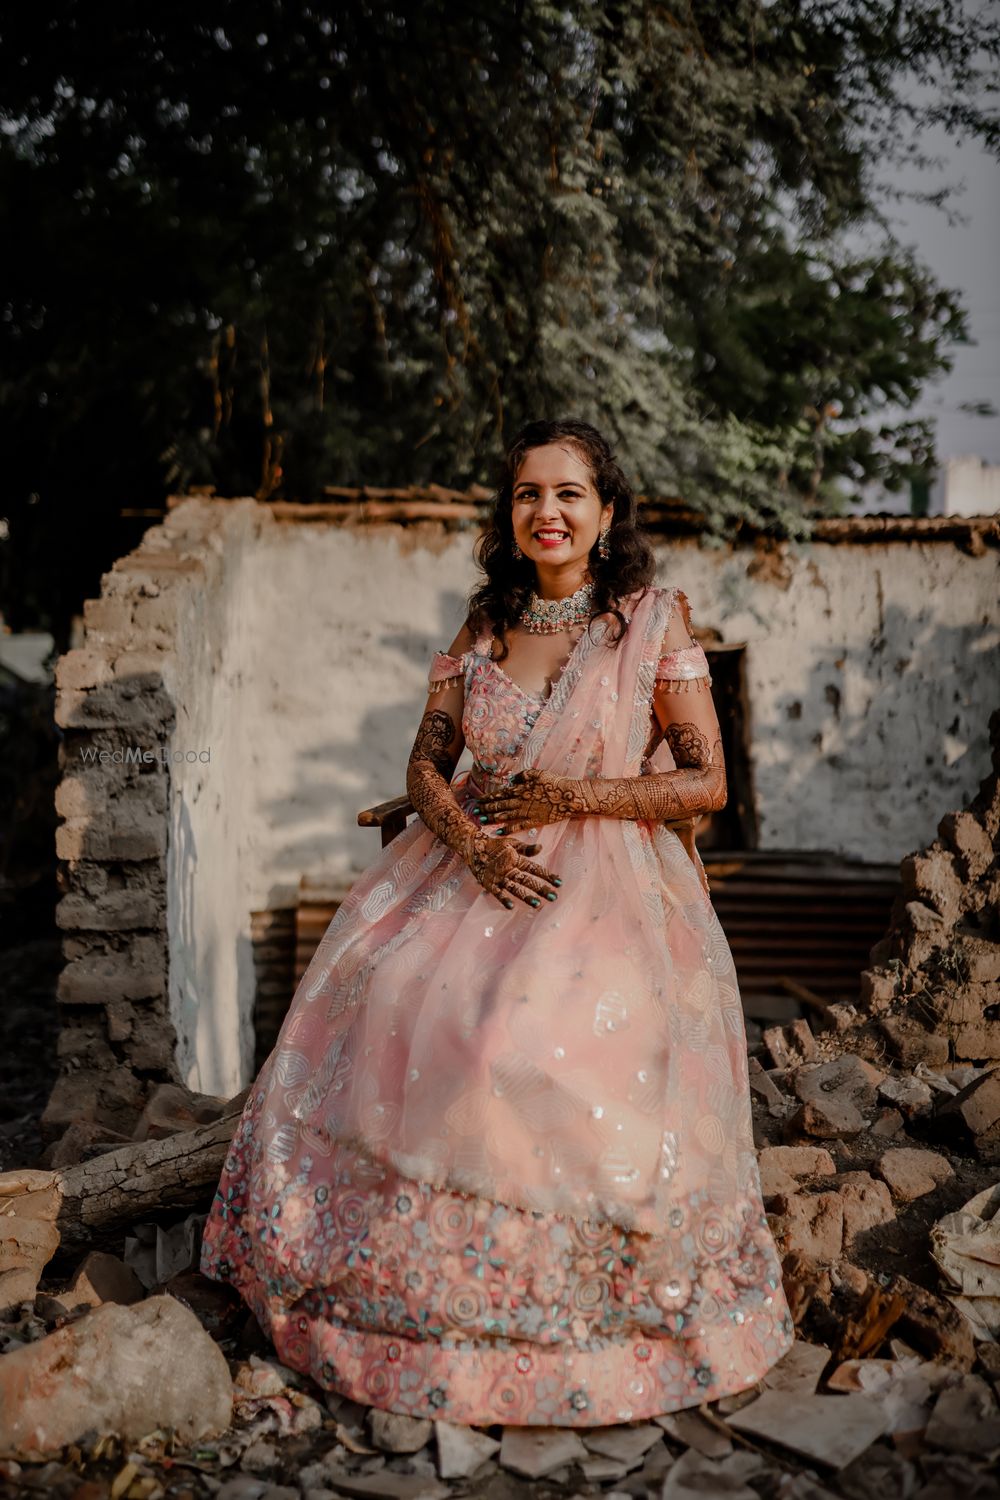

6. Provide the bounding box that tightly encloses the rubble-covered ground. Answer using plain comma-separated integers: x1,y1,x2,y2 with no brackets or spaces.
1,713,998,1498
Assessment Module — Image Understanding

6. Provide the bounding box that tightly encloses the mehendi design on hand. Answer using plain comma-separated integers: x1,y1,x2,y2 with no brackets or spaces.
475,730,727,830
406,711,562,909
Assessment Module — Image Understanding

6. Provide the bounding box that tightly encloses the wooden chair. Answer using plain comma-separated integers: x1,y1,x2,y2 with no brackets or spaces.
358,793,415,848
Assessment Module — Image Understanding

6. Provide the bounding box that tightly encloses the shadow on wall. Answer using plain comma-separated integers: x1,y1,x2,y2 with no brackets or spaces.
256,588,473,880
754,601,997,861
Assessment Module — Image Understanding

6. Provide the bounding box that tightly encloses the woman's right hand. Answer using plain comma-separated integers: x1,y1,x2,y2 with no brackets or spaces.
464,831,563,910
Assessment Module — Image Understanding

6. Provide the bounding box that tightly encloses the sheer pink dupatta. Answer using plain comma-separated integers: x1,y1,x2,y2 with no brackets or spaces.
274,584,755,1233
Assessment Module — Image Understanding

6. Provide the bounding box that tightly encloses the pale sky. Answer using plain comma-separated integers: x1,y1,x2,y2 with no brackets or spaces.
883,120,1000,467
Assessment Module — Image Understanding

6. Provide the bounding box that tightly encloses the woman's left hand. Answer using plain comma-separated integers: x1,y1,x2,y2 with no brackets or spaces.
473,768,587,832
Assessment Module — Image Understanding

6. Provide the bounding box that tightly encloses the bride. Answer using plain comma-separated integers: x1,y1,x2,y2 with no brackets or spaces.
200,417,793,1427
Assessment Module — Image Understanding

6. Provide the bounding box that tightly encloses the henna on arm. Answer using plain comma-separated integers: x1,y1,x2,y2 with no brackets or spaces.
474,591,727,832
406,636,563,910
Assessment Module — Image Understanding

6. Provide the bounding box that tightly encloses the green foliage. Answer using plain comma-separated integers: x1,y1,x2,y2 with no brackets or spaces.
1,0,998,631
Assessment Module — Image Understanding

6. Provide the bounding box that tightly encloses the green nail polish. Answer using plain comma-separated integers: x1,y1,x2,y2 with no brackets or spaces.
545,892,557,901
552,877,563,886
478,814,488,823
530,897,541,907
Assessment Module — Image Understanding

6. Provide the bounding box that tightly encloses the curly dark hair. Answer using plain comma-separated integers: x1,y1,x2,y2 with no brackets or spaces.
466,418,656,661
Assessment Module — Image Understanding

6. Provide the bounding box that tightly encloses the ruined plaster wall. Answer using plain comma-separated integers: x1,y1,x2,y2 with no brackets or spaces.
164,503,260,1098
234,520,998,894
235,520,477,907
52,498,999,1123
648,538,999,862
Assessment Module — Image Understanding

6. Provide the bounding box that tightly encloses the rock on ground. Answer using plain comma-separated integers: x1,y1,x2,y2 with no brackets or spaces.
0,1292,232,1456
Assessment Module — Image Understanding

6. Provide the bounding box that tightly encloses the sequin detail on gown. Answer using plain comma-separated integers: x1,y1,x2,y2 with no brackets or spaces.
200,591,793,1426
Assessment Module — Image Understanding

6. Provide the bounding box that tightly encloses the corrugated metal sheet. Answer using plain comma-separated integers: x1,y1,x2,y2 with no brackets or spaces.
704,851,898,1005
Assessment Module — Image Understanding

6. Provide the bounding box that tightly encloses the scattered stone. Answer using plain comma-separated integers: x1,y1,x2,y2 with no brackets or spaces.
793,1055,883,1136
498,1425,588,1479
0,1293,232,1455
781,1252,833,1327
728,1389,888,1469
131,1081,235,1142
836,1172,896,1245
764,1020,817,1069
580,1454,632,1480
757,1146,836,1200
581,1422,663,1465
240,1439,281,1473
877,1075,934,1115
316,1473,450,1500
924,1374,1000,1455
786,1100,860,1139
891,1276,977,1370
657,1408,732,1457
876,1147,955,1202
748,1062,786,1111
879,1017,950,1069
62,1249,144,1309
369,1409,433,1453
937,1073,1000,1141
662,1449,766,1500
433,1421,500,1479
770,1192,844,1262
44,1121,133,1169
0,1169,61,1312
761,1339,830,1393
871,1108,905,1138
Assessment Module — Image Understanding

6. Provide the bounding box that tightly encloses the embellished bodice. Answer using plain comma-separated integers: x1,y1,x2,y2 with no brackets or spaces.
428,611,712,791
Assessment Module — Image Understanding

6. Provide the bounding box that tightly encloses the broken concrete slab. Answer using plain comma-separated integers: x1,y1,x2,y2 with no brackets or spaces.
433,1421,500,1479
312,1472,450,1500
498,1425,588,1478
0,1293,232,1455
761,1339,831,1393
580,1422,664,1466
923,1374,1000,1456
662,1448,772,1499
727,1389,888,1469
656,1407,733,1457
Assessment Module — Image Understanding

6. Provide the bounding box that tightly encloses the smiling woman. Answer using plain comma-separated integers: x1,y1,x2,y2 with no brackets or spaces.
200,417,793,1428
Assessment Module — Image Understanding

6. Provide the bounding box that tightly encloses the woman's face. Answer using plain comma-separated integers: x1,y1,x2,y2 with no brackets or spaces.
509,442,611,575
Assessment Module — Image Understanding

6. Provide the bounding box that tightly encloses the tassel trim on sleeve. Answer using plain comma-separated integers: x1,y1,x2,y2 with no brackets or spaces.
654,674,714,694
427,674,464,694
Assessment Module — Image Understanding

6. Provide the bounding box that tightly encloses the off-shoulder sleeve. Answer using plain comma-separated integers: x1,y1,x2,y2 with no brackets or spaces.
655,641,712,687
654,588,713,691
427,650,465,693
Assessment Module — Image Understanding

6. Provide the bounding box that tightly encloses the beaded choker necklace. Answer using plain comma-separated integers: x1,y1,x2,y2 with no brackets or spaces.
519,580,595,634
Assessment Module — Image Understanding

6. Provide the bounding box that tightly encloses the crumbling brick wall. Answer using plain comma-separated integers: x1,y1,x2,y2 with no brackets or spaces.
858,706,1000,1067
47,521,222,1142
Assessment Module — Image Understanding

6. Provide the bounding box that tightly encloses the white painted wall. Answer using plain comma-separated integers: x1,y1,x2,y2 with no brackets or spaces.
162,503,261,1096
159,500,1000,1093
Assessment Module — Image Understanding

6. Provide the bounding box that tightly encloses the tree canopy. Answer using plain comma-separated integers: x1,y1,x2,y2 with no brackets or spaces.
2,0,998,634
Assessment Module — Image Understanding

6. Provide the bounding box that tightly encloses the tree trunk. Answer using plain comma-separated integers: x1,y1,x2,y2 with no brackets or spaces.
53,1110,241,1252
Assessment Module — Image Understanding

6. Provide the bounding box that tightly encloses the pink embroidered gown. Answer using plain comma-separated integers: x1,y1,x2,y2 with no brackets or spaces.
200,584,793,1426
